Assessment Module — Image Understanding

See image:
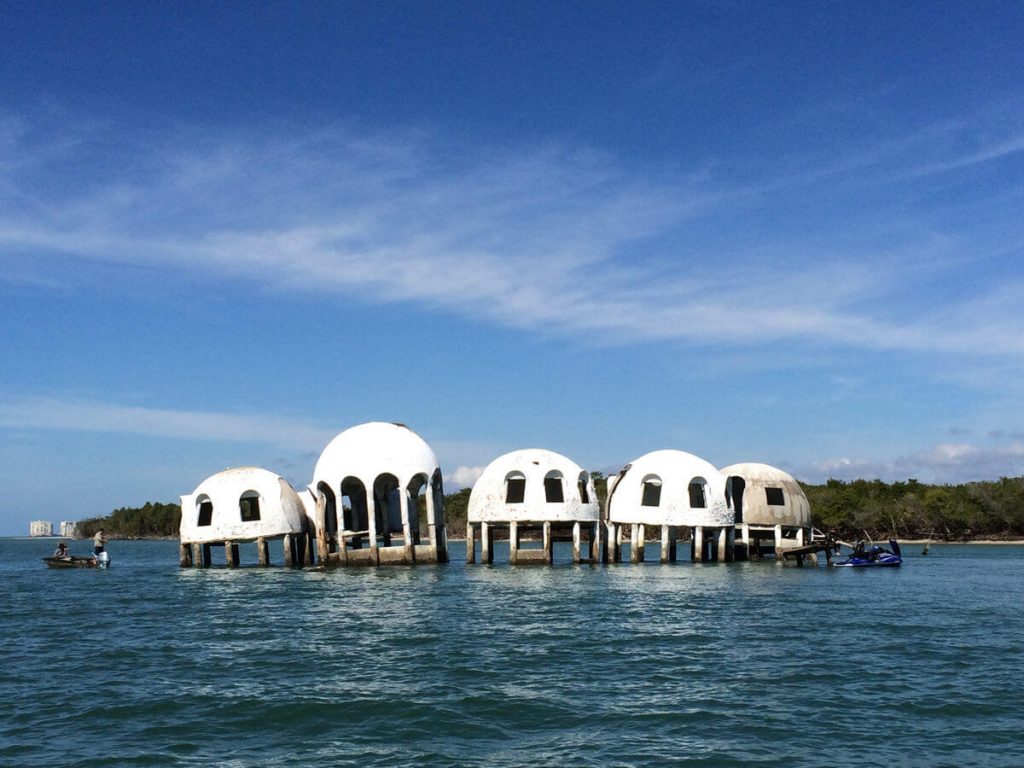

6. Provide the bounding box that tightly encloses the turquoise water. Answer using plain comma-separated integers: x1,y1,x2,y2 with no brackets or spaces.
2,539,1022,767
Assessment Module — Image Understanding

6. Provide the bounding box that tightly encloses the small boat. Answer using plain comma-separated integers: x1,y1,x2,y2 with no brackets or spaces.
43,555,98,569
833,539,902,567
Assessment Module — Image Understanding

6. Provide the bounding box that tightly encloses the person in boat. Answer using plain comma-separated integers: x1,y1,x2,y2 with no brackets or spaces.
93,529,107,556
53,541,70,559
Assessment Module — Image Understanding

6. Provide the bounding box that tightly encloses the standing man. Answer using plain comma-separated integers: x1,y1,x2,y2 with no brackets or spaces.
93,528,107,556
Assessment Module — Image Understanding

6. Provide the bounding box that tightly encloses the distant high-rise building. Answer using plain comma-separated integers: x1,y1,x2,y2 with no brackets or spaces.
29,520,54,537
59,521,78,538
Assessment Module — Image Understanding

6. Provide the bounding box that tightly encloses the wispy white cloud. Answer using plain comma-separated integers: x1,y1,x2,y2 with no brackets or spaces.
2,110,1024,361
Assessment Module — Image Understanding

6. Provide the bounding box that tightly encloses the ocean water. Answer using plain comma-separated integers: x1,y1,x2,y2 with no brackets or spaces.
2,538,1022,767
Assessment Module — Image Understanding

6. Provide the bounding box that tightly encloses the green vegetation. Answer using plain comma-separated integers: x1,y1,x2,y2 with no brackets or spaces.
802,477,1024,540
78,502,182,539
78,473,1024,542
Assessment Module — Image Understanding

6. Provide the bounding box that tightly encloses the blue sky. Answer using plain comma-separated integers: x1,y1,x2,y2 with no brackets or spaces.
3,2,1024,534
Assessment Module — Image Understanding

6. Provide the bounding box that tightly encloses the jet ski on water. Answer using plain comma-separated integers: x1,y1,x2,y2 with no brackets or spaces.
833,539,902,567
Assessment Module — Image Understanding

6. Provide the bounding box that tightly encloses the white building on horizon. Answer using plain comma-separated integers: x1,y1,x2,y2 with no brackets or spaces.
59,521,78,538
29,520,53,537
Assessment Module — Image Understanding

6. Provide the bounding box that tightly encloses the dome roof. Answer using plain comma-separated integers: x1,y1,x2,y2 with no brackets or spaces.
180,467,306,544
312,422,439,491
468,448,599,523
608,449,731,527
720,462,810,527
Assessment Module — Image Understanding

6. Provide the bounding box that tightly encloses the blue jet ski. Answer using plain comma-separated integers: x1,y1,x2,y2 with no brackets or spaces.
834,539,902,567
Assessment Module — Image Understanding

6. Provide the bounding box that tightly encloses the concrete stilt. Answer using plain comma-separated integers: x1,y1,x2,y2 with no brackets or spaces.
572,521,581,564
725,527,736,562
796,527,805,546
257,536,269,566
283,533,294,567
481,522,493,565
660,524,671,563
400,493,415,564
590,521,600,563
225,541,238,567
465,523,476,564
179,542,193,568
693,526,704,563
509,521,519,565
774,524,783,553
543,521,553,564
717,527,728,562
304,532,315,566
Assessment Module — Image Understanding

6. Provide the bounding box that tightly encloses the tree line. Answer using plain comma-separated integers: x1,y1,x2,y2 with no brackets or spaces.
75,474,1024,541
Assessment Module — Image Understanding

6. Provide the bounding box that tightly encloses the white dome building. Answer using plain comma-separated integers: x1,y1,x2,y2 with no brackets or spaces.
179,467,309,567
720,462,812,560
308,422,447,566
467,449,600,565
606,450,734,563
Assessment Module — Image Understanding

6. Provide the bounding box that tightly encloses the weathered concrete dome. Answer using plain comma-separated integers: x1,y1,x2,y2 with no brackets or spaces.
720,462,810,527
180,467,306,544
608,449,731,527
468,449,599,523
313,421,439,491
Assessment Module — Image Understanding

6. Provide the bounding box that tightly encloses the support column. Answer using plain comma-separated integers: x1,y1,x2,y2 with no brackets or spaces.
572,521,581,564
717,527,728,563
283,533,294,567
509,521,519,565
400,491,415,563
741,523,751,561
481,522,493,565
465,523,476,564
316,492,329,564
304,532,315,566
543,521,553,564
660,524,671,564
225,541,238,567
725,527,736,562
774,524,783,553
367,496,379,562
796,527,805,546
590,521,600,563
257,536,269,567
179,542,193,568
693,526,704,563
191,542,203,568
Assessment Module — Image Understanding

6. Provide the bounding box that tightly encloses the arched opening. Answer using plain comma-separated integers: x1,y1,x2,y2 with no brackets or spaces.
726,476,746,523
196,495,213,527
505,471,526,504
373,473,401,547
578,471,591,504
408,473,429,544
239,490,261,522
641,475,662,507
318,482,338,552
341,476,368,548
688,477,707,509
544,471,564,503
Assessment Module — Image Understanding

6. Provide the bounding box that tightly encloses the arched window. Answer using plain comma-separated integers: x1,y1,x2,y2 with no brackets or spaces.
688,477,707,508
239,490,261,522
196,495,213,526
505,471,526,504
341,476,367,532
318,482,338,543
408,473,430,543
544,471,564,503
578,471,591,503
373,473,401,536
726,476,745,523
641,475,662,507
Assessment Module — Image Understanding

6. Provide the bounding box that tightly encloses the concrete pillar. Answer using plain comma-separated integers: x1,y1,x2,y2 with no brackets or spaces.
774,524,783,552
543,521,553,564
367,495,379,558
225,541,238,567
660,524,671,563
590,521,600,563
572,521,581,564
725,527,736,562
316,492,329,563
693,526,704,563
481,522,492,565
465,523,476,564
179,542,193,568
740,523,751,561
509,521,519,565
400,491,415,563
796,527,805,546
191,542,203,568
257,537,269,567
717,528,728,562
304,532,315,566
283,534,294,567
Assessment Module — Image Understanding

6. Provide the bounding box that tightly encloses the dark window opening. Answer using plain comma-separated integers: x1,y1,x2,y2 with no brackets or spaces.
765,487,785,506
197,500,213,527
641,480,662,507
505,476,526,504
544,475,564,503
240,494,261,522
688,481,706,508
578,475,590,504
